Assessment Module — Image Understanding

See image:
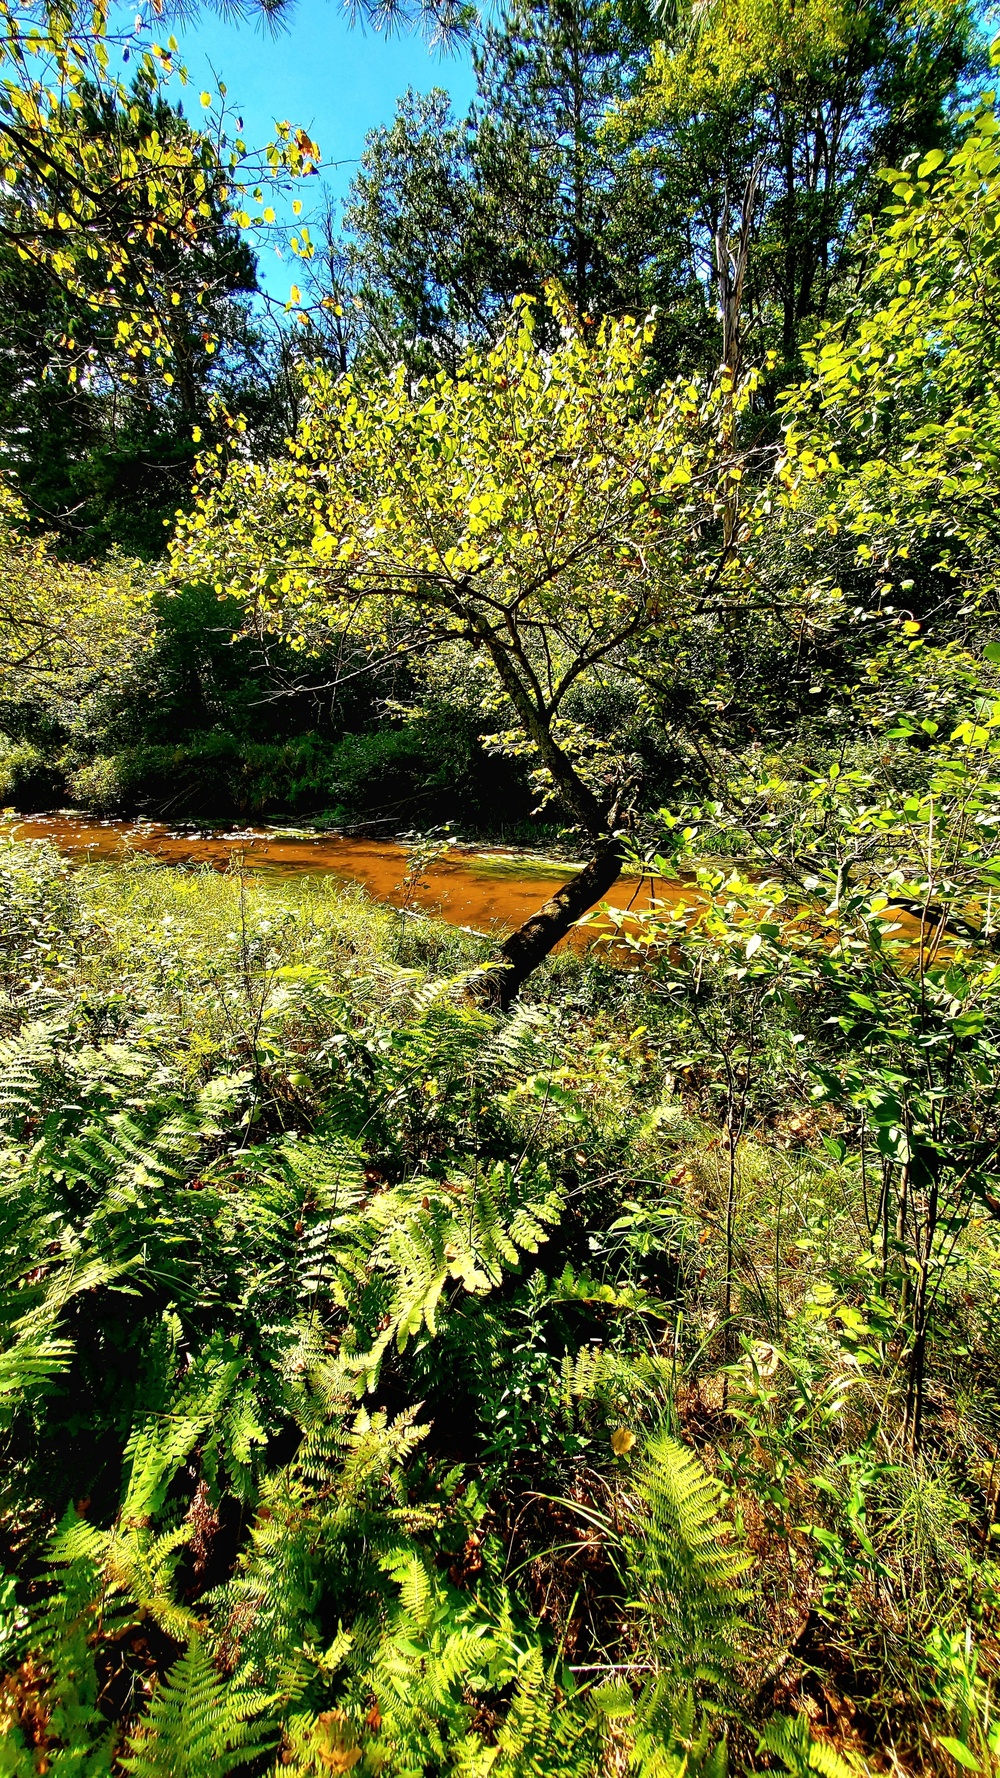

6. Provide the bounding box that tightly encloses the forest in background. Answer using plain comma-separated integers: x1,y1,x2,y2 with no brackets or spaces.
0,0,985,839
3,0,1000,1771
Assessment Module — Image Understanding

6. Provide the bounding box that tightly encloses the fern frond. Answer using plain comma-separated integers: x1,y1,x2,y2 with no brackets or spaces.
758,1713,867,1777
408,966,497,1017
0,1253,124,1425
0,1018,60,1128
335,1404,430,1505
121,1348,243,1524
278,1132,368,1212
121,1638,274,1777
622,1681,728,1778
0,1329,74,1404
624,1429,750,1683
490,1646,599,1777
348,1162,564,1384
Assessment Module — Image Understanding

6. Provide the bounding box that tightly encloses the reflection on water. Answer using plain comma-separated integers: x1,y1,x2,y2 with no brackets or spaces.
0,812,686,944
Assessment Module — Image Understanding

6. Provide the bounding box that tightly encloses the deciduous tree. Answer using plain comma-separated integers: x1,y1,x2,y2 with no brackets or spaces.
171,291,812,1002
0,75,276,556
786,76,1000,615
0,478,151,692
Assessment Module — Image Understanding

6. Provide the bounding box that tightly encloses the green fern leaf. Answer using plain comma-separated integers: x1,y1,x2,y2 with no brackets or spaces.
121,1638,273,1777
624,1429,751,1683
758,1713,866,1777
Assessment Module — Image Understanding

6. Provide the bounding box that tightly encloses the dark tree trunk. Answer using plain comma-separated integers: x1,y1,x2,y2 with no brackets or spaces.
456,612,628,1008
484,832,626,1011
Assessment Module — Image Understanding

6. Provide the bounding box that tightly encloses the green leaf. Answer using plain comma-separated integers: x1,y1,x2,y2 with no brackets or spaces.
938,1736,982,1771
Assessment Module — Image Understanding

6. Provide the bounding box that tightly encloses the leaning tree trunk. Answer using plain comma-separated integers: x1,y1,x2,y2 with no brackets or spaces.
458,621,630,1009
485,832,626,1011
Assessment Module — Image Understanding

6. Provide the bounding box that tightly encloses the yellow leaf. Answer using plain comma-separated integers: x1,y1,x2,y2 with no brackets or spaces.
611,1428,636,1456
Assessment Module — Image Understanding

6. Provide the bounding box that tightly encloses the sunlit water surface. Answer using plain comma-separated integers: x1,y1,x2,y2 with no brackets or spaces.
1,812,691,947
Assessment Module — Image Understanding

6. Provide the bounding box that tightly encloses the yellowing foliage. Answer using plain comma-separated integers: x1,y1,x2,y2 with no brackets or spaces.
783,81,1000,593
649,0,861,106
0,480,152,691
171,289,795,836
0,1,317,380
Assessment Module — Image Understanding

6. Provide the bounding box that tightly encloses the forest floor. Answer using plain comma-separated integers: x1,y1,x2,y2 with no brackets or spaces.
0,839,997,1775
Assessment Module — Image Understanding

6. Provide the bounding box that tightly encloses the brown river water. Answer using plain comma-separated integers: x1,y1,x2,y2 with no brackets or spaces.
0,812,683,946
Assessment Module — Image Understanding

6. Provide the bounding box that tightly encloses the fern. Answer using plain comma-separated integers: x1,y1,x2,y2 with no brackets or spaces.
757,1714,867,1777
204,1405,432,1706
0,1018,60,1129
279,1134,370,1305
121,1638,273,1778
0,1524,122,1776
623,1429,751,1685
559,1340,675,1413
339,1160,565,1391
0,838,910,1777
0,1328,75,1411
488,1646,601,1777
593,1681,728,1778
407,964,500,1017
38,1341,253,1650
471,1003,559,1087
0,1211,123,1428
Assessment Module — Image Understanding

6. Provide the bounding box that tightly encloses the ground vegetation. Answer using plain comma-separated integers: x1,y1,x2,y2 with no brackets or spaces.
1,789,999,1771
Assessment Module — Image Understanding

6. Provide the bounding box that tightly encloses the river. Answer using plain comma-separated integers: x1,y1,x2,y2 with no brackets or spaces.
0,812,679,943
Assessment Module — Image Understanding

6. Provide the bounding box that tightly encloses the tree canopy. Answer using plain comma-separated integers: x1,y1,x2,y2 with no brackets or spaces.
169,287,828,994
788,86,1000,607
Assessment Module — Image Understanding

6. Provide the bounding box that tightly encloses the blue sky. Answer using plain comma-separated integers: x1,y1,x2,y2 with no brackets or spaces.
156,2,478,296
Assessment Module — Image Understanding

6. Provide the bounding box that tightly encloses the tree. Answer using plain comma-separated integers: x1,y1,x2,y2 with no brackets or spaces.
336,0,694,373
0,0,488,399
619,0,983,374
329,0,980,385
0,0,479,466
469,0,661,318
0,4,319,386
785,74,1000,618
0,477,151,693
0,76,282,556
309,0,475,38
338,89,512,373
628,694,1000,1450
169,291,814,1004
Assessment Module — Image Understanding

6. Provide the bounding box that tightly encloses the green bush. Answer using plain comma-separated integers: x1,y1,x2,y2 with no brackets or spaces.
67,751,128,812
0,737,64,807
53,718,508,826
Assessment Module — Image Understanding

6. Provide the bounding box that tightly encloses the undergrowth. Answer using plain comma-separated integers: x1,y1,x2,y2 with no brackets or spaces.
0,840,996,1775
